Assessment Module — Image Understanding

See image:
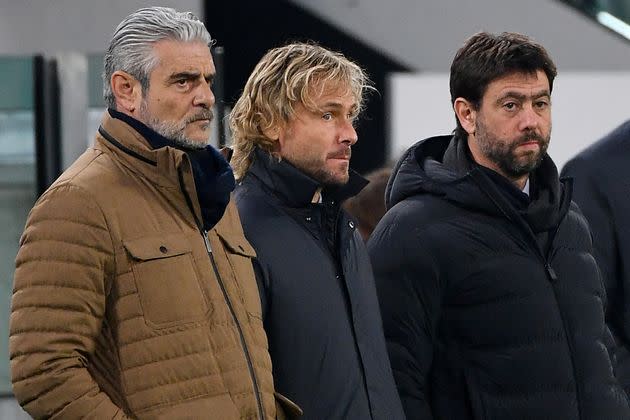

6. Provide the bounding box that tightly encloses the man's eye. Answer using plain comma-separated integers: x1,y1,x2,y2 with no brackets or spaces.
535,101,549,109
322,113,333,121
176,79,188,87
503,102,517,110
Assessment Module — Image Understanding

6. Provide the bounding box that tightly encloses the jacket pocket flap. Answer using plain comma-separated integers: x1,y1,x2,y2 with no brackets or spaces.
124,233,193,261
274,391,303,419
216,231,257,258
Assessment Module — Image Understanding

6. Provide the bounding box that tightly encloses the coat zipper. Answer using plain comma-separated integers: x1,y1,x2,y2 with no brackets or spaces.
515,220,582,419
101,127,265,418
471,170,582,418
532,224,582,419
178,169,264,420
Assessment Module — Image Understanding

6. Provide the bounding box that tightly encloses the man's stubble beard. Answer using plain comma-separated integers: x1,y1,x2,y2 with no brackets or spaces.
138,100,213,150
475,118,551,178
285,149,351,187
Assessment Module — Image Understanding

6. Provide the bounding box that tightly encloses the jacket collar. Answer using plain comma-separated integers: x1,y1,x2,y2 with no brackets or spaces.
247,147,367,207
389,135,570,233
95,110,235,231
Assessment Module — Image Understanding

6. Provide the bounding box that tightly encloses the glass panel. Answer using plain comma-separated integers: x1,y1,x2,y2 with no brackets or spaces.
561,0,630,38
0,57,36,395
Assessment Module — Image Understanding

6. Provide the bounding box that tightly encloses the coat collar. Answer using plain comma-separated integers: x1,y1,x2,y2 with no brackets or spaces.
247,147,368,207
95,109,187,190
95,110,235,231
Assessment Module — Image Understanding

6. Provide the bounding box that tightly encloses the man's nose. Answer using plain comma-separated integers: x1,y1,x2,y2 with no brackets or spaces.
340,119,358,146
193,83,215,109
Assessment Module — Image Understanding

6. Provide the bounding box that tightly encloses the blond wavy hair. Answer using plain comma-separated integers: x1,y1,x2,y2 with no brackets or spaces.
229,42,371,180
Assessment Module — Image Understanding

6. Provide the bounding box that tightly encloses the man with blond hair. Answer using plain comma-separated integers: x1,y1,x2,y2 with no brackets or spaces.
230,43,404,419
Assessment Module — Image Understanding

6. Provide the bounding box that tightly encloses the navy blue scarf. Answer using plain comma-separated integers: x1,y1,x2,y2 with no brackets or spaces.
109,109,235,231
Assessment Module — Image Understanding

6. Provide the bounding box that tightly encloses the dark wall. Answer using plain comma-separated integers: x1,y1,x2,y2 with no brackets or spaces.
205,1,408,174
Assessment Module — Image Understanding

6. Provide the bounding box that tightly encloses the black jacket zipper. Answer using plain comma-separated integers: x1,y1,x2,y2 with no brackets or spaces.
471,170,582,419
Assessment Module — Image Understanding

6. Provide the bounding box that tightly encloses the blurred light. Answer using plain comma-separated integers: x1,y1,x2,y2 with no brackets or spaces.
597,11,630,40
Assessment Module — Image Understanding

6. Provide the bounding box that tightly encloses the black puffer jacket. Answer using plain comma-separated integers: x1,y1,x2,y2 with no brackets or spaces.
235,148,405,420
368,135,630,419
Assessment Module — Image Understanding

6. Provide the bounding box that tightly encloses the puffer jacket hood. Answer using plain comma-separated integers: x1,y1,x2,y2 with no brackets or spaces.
387,135,572,234
386,135,481,209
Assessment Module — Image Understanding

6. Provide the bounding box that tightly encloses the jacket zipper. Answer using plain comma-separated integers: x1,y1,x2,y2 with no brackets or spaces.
179,169,264,420
202,231,265,420
104,130,266,419
471,170,582,418
531,224,582,419
518,225,582,419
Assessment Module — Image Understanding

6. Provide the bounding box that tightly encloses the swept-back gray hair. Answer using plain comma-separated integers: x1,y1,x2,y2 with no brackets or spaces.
103,6,212,108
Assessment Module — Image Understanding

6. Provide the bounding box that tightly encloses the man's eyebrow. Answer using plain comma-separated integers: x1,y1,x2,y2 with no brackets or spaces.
319,101,358,110
496,89,550,103
167,71,200,82
167,71,215,83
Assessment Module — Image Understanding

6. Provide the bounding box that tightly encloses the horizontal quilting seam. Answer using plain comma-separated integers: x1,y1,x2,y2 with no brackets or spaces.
232,389,271,400
133,390,229,414
122,348,217,371
465,333,565,351
12,363,77,389
10,328,97,337
121,350,254,378
20,238,112,255
16,258,105,270
116,314,144,324
10,304,101,315
47,383,95,419
118,319,236,347
483,385,575,397
11,284,103,295
29,217,109,232
445,292,535,308
10,349,72,358
554,247,588,253
126,370,226,396
115,286,136,298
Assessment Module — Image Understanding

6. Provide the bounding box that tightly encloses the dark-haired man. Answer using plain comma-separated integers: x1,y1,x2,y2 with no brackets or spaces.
369,31,630,419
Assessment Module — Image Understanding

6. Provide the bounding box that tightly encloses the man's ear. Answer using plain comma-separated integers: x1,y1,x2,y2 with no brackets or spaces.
453,98,477,135
111,70,142,113
262,124,280,141
262,123,284,154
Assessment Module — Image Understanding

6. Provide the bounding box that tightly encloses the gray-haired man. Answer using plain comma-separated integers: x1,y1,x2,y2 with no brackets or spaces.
9,7,293,419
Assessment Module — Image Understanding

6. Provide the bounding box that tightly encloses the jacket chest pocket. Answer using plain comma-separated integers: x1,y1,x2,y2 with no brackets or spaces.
124,233,210,329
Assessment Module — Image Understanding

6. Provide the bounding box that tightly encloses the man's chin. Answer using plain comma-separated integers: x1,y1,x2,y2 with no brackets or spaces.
171,136,210,150
323,171,350,186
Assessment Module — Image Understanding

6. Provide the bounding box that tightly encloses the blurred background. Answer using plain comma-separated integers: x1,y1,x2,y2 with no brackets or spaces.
1,0,629,416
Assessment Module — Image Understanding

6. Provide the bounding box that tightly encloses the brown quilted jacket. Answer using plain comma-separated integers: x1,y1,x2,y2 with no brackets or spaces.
10,113,285,419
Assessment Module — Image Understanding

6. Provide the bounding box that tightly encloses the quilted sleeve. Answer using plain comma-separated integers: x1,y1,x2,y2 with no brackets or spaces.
10,184,129,419
368,208,443,420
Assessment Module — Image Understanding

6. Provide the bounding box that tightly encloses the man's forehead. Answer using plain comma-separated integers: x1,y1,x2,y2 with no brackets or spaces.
152,39,214,69
486,70,550,96
308,80,358,107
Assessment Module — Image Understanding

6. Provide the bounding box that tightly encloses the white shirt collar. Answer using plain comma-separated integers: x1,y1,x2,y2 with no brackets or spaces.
523,178,530,196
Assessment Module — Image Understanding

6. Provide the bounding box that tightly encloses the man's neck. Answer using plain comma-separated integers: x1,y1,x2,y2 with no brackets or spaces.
466,137,529,190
